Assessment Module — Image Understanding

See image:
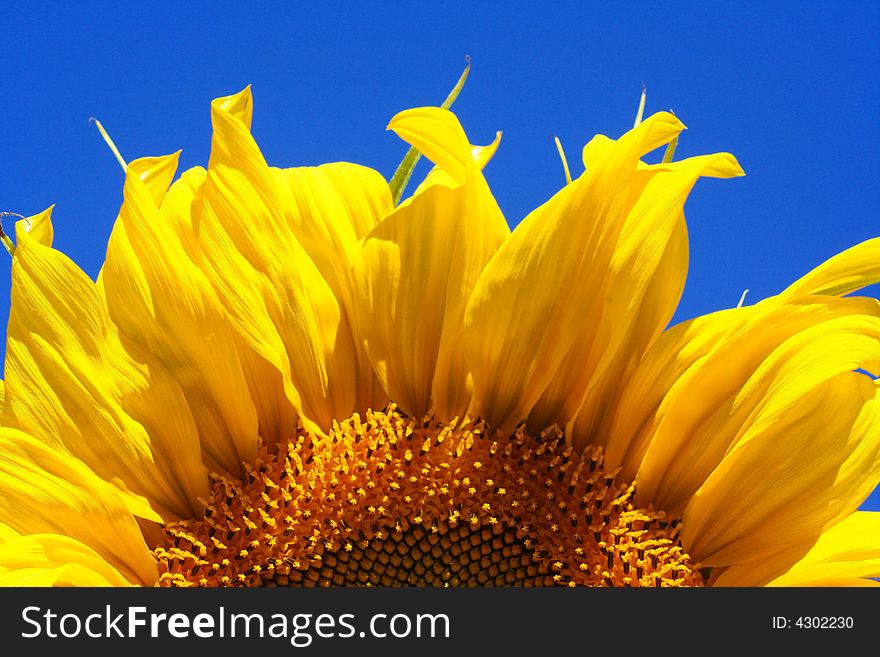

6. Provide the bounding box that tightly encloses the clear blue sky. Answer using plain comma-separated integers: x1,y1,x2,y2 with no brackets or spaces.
2,2,879,508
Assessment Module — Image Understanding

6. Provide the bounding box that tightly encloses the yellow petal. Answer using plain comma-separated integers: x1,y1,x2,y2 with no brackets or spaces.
133,152,180,207
614,230,880,487
714,512,880,586
463,112,685,432
407,131,504,202
0,428,157,585
273,162,393,412
195,87,359,430
15,206,55,247
776,578,880,587
150,163,300,443
570,215,688,441
5,225,208,520
387,107,473,186
601,306,751,480
157,165,207,251
472,131,503,170
679,317,880,567
273,163,392,274
101,154,260,475
781,237,880,298
0,522,16,540
637,296,880,513
556,152,743,446
353,108,508,419
0,533,135,587
608,231,880,482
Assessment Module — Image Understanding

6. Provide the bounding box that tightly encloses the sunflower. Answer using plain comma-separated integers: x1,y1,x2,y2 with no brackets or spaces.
1,83,879,588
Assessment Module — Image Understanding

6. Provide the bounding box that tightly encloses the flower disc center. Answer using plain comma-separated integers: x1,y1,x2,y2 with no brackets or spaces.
153,408,703,587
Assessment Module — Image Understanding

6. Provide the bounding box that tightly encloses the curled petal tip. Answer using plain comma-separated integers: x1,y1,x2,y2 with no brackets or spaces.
717,152,746,177
661,109,686,132
213,85,253,110
211,85,255,130
645,110,687,133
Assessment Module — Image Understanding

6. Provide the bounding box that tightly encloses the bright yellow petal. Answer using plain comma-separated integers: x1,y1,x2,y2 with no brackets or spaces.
0,533,135,587
777,578,880,587
157,165,207,253
408,131,504,199
141,163,299,443
15,206,54,247
600,306,751,480
679,318,880,567
236,348,301,446
133,152,180,207
387,107,472,185
101,154,260,475
714,567,880,587
556,152,743,447
0,428,157,585
0,523,17,543
609,231,880,484
272,163,392,289
273,162,393,412
471,131,503,170
776,510,880,584
195,87,359,430
352,107,508,419
713,512,880,586
780,237,880,298
637,296,880,513
463,112,685,432
570,215,689,441
5,222,208,520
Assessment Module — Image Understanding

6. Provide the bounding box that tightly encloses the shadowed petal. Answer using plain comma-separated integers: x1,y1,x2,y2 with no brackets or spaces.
463,112,686,432
273,162,393,413
637,296,880,513
679,318,880,568
194,87,361,431
713,512,880,586
561,152,743,447
101,154,260,476
351,107,508,419
5,218,208,520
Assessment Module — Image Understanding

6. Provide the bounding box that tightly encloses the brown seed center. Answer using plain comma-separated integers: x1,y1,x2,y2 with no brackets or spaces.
153,407,703,587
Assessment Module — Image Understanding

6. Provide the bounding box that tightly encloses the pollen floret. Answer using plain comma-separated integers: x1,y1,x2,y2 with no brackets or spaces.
154,407,702,587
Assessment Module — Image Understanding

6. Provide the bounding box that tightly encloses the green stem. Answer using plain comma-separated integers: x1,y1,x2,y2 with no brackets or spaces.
553,136,572,185
0,234,14,257
90,117,128,171
662,134,678,163
633,83,647,127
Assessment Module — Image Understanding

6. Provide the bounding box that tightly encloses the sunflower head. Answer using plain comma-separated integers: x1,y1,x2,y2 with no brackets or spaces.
1,83,878,588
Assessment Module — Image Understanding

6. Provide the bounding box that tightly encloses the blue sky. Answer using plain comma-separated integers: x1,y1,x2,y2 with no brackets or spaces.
2,2,879,509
